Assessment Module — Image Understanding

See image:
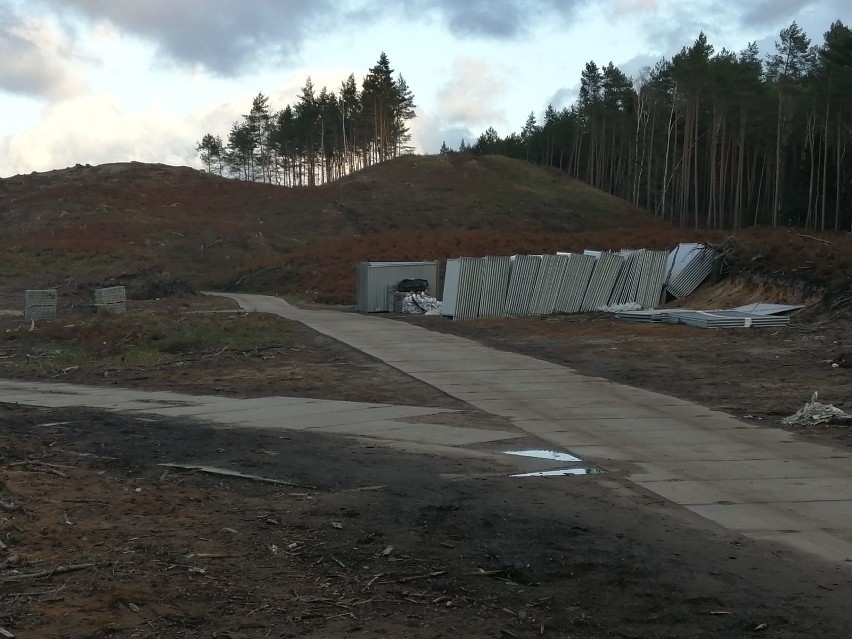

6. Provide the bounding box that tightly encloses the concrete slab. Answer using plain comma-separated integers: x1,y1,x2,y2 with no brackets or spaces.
630,458,852,482
588,426,795,446
308,420,521,446
148,399,391,419
507,418,752,438
744,530,852,563
636,476,852,505
179,405,450,429
449,390,698,406
355,439,512,461
686,500,852,533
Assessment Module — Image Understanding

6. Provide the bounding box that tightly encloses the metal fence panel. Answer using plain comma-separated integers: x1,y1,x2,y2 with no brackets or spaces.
554,253,597,314
504,255,541,316
477,256,511,318
94,286,127,305
453,257,484,321
580,252,625,312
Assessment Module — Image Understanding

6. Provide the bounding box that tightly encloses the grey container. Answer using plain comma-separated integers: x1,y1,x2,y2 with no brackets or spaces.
94,286,127,305
24,305,57,321
24,289,57,322
356,261,440,312
25,289,57,306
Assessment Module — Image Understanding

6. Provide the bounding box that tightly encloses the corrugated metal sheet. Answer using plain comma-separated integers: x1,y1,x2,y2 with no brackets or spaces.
637,250,670,309
504,255,541,316
617,308,790,328
665,310,790,328
441,259,461,317
356,261,439,312
477,256,512,318
666,244,718,299
608,250,642,306
604,249,670,309
554,253,597,314
615,309,666,322
580,252,625,312
453,257,484,321
729,303,804,315
440,244,721,320
528,254,570,315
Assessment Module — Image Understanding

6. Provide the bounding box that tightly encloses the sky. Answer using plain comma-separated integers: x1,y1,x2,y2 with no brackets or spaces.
1,0,851,178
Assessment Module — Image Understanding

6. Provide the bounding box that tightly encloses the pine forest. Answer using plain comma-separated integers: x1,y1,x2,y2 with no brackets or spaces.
198,22,852,231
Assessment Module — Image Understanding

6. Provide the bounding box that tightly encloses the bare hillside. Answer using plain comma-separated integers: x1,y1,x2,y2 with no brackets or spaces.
0,155,849,309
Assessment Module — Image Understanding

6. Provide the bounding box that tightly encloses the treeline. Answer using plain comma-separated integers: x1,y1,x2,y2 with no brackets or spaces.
457,21,852,230
196,53,416,186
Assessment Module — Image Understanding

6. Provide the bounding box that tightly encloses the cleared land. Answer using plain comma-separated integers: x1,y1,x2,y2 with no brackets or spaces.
1,156,851,637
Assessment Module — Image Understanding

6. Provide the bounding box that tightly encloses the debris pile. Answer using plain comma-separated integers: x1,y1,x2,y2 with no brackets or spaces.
401,293,441,315
782,392,851,427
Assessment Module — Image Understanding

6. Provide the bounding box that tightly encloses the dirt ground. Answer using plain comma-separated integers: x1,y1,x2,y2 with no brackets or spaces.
2,293,852,638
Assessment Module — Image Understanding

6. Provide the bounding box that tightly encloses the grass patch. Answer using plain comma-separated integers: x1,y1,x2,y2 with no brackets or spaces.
0,310,290,376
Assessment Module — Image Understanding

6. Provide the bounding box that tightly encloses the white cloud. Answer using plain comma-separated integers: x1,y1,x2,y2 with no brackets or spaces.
36,0,336,75
0,6,86,99
410,115,473,154
0,65,374,176
436,58,508,127
0,95,201,174
611,0,659,15
407,57,510,154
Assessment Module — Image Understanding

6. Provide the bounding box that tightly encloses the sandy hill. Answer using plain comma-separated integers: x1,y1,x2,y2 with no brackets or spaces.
0,155,849,307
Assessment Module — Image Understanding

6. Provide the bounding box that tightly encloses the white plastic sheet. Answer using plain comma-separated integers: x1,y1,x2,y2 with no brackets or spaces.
402,293,442,315
782,392,850,426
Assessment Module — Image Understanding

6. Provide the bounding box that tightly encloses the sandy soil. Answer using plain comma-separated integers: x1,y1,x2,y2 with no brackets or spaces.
2,402,852,639
2,296,852,638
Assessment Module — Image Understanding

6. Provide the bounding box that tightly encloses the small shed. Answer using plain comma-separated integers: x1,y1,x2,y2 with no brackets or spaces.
356,261,440,312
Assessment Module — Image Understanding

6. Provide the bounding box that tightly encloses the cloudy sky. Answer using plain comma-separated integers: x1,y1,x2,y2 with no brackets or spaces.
1,0,850,177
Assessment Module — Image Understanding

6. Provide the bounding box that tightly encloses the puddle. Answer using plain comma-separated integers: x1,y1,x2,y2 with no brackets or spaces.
512,468,606,477
503,449,582,463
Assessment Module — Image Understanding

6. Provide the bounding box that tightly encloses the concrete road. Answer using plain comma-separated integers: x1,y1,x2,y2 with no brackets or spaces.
3,292,851,565
214,293,852,565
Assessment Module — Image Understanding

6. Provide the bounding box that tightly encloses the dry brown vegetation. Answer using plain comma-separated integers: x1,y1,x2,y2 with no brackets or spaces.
1,155,850,309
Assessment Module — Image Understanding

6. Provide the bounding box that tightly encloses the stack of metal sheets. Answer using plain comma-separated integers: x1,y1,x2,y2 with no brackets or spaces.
664,310,790,328
439,243,722,320
554,253,597,314
614,309,667,323
528,254,571,315
477,255,512,318
666,244,718,298
607,250,643,306
729,303,805,315
580,252,625,312
636,250,670,308
504,255,541,316
452,257,484,321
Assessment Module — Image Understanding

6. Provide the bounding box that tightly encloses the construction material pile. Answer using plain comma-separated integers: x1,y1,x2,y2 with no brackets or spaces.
442,243,718,321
